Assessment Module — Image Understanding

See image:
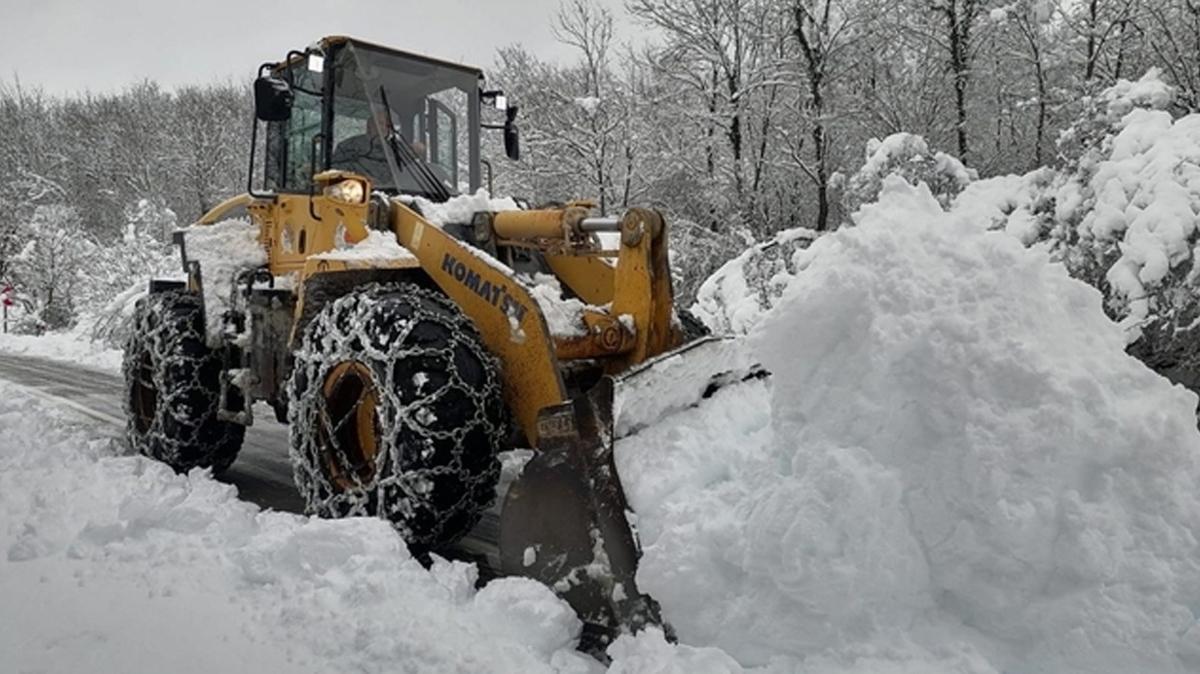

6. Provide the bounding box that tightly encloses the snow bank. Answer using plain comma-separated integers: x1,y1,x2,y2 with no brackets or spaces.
617,177,1200,673
180,219,268,346
0,327,123,373
0,382,599,674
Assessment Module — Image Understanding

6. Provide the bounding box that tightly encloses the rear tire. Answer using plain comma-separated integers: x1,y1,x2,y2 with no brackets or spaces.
123,291,245,473
287,282,507,551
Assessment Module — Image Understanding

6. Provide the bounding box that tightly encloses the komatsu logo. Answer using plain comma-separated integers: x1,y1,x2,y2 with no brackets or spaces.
441,253,529,323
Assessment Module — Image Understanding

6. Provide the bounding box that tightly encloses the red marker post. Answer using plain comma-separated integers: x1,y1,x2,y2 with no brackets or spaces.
1,285,13,334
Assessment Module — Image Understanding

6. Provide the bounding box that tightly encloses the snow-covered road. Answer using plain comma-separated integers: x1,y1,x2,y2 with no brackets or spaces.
0,353,748,673
0,353,505,569
0,375,617,674
0,353,303,514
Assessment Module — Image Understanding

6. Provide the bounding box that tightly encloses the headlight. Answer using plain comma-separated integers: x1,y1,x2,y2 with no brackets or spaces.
324,179,366,204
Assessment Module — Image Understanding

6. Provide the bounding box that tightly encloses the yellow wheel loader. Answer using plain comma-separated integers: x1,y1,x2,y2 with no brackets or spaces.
122,36,758,646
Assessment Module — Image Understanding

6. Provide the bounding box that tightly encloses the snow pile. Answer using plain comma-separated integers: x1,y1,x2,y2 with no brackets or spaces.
606,629,751,673
618,177,1200,673
312,230,417,264
180,218,268,346
0,382,599,674
843,132,975,216
690,226,818,334
412,188,521,227
520,273,590,338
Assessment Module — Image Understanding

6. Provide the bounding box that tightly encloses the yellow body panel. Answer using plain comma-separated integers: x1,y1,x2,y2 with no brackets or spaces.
255,192,371,276
552,309,636,361
609,209,677,370
544,254,615,306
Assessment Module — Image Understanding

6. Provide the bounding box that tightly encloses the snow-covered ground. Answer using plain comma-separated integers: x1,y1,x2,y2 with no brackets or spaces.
0,381,601,673
0,370,775,673
4,177,1200,672
0,326,123,373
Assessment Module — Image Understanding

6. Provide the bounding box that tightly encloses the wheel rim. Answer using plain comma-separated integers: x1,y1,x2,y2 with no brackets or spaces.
320,361,380,490
131,351,157,435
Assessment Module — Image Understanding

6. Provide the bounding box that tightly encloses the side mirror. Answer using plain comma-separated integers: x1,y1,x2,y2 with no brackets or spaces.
254,76,293,122
503,105,520,161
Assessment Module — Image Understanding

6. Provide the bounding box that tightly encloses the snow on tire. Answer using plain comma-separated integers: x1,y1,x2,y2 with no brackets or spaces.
123,290,245,473
288,282,507,551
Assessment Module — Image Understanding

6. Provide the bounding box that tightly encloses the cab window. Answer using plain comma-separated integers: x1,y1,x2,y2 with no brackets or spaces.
264,63,323,192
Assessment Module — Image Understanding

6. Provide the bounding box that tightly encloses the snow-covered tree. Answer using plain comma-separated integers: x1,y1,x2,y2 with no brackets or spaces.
990,1,1060,168
628,0,792,235
788,0,865,230
1046,72,1200,388
690,224,818,333
86,201,178,346
8,205,93,331
842,132,974,216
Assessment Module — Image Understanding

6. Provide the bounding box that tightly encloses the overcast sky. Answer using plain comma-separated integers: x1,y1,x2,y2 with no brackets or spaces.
0,0,636,95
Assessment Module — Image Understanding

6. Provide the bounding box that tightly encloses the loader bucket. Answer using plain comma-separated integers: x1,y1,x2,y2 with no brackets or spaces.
497,337,765,648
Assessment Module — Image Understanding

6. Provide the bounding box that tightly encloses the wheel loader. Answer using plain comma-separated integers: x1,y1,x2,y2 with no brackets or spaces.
123,36,757,646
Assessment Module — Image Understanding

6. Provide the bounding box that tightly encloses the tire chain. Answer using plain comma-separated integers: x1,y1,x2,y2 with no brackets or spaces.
288,282,507,550
122,291,245,473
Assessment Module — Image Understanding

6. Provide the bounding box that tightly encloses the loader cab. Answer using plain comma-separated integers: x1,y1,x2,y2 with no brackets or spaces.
253,37,493,201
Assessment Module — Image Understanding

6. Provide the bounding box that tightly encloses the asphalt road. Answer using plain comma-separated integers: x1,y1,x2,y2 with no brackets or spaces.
0,352,501,569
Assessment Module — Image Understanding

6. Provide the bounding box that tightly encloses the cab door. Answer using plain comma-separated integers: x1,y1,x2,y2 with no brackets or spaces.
427,98,459,189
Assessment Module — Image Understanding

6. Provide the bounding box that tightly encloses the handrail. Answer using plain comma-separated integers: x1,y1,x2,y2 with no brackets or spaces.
196,194,255,225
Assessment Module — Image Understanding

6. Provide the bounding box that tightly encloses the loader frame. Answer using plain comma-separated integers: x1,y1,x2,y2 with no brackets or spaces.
188,36,683,447
153,35,708,646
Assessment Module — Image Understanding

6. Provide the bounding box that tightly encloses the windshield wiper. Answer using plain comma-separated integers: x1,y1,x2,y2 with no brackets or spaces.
378,86,453,202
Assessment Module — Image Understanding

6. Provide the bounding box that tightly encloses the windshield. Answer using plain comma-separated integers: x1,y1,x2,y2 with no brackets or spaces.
330,42,480,200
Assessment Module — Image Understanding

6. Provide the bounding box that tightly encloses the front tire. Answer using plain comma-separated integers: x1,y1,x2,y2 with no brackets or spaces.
288,282,507,551
123,291,245,473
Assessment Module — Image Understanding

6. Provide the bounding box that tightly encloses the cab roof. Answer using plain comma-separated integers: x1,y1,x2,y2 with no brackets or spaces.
320,35,483,78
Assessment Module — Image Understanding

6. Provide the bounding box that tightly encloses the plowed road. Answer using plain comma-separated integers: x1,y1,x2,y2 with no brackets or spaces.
0,352,500,568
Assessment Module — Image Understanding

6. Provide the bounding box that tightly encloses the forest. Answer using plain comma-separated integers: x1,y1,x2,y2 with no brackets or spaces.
0,0,1194,330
